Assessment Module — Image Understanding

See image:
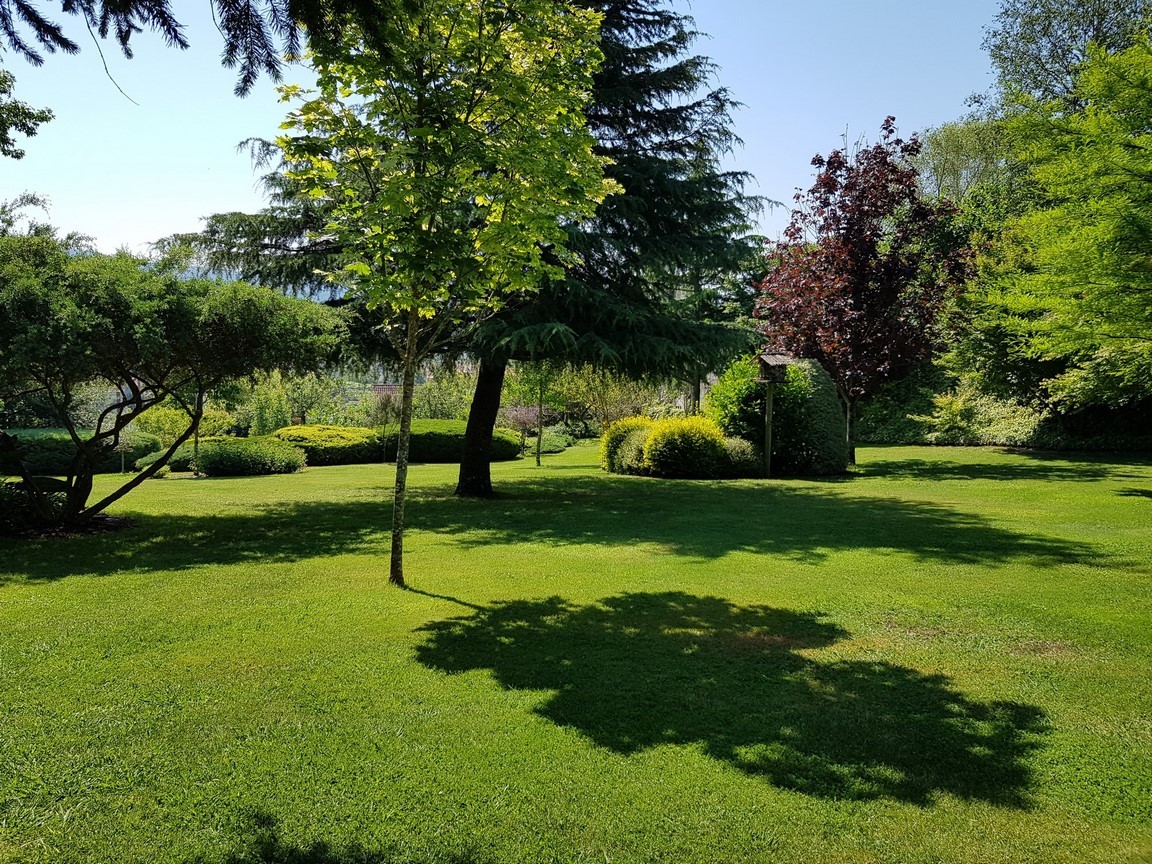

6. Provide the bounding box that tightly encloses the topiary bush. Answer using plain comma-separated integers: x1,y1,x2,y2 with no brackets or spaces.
600,416,654,472
272,424,384,466
196,437,306,477
643,416,727,479
381,420,521,463
0,429,162,476
706,357,848,476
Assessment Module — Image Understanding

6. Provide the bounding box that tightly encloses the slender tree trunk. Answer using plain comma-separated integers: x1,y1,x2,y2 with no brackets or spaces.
535,376,544,467
389,313,420,588
455,357,507,498
691,376,702,414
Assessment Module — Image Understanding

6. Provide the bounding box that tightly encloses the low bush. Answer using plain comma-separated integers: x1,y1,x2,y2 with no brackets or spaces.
0,480,66,536
382,420,521,463
529,430,574,455
0,429,162,476
614,427,651,475
196,437,307,477
272,425,383,466
720,437,761,478
705,358,848,476
643,416,728,479
600,417,654,472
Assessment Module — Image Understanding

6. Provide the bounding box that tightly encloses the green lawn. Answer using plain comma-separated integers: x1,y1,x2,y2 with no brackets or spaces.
1,444,1150,863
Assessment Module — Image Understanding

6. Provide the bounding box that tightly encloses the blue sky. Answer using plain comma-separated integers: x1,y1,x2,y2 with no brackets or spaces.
1,0,1001,252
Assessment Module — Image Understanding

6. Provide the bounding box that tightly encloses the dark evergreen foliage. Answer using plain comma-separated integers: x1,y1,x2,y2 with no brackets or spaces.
0,0,394,95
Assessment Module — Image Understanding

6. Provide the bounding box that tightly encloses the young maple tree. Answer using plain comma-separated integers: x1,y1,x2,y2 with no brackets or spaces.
277,1,614,587
756,118,970,463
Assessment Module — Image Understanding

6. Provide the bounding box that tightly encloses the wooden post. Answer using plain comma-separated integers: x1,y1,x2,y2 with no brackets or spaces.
763,381,775,478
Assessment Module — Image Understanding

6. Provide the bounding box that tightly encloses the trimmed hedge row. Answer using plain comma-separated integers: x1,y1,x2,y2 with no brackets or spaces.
271,421,523,464
0,429,162,476
383,420,522,463
273,424,383,466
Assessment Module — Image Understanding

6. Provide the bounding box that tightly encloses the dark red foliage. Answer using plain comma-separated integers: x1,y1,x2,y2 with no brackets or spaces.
756,117,970,407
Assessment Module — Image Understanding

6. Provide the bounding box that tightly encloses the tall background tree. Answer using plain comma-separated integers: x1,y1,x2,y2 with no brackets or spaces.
454,0,763,497
757,118,970,463
982,0,1152,104
275,1,613,587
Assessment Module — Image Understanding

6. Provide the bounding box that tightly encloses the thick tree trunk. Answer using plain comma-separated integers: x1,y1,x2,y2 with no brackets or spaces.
455,357,507,498
389,315,420,588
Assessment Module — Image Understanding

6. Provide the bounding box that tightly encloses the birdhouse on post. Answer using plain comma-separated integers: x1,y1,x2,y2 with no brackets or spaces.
755,353,795,478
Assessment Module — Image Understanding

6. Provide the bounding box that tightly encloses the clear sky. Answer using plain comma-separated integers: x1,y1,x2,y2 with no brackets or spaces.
1,0,1001,253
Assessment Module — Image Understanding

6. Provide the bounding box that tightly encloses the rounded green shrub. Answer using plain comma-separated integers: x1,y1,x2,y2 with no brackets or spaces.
273,424,383,466
529,429,574,455
381,420,520,463
706,357,848,476
614,426,652,475
196,437,306,477
600,416,654,471
720,437,761,478
0,429,162,476
643,416,727,479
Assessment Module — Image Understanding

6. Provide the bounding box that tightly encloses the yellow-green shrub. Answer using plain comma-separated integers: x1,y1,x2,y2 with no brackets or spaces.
600,416,654,472
643,416,727,479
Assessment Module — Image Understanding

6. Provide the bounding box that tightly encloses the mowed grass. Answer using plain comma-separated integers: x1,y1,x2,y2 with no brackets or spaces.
1,444,1150,864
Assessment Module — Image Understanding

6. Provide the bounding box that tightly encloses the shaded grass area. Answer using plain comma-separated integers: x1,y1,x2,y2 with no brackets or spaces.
1,445,1151,864
415,591,1046,807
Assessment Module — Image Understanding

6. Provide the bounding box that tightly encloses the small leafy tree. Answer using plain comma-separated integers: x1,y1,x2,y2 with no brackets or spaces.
757,118,971,462
0,235,339,526
277,3,615,586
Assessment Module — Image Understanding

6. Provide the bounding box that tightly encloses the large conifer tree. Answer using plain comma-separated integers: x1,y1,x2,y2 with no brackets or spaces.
455,0,762,496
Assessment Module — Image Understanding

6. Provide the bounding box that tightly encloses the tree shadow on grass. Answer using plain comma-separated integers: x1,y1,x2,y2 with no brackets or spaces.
856,451,1152,483
186,810,485,864
0,472,1117,584
415,591,1048,807
414,475,1109,567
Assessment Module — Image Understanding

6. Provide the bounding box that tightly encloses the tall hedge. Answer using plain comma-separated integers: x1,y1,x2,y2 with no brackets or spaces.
705,357,848,476
385,420,522,463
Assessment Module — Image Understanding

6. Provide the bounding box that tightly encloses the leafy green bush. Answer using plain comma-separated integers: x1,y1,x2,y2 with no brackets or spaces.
720,437,761,479
529,430,573,455
381,420,521,463
0,481,65,536
855,364,953,445
643,416,727,479
614,427,651,476
600,416,654,471
272,424,383,466
705,358,848,476
0,429,162,476
196,438,306,477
